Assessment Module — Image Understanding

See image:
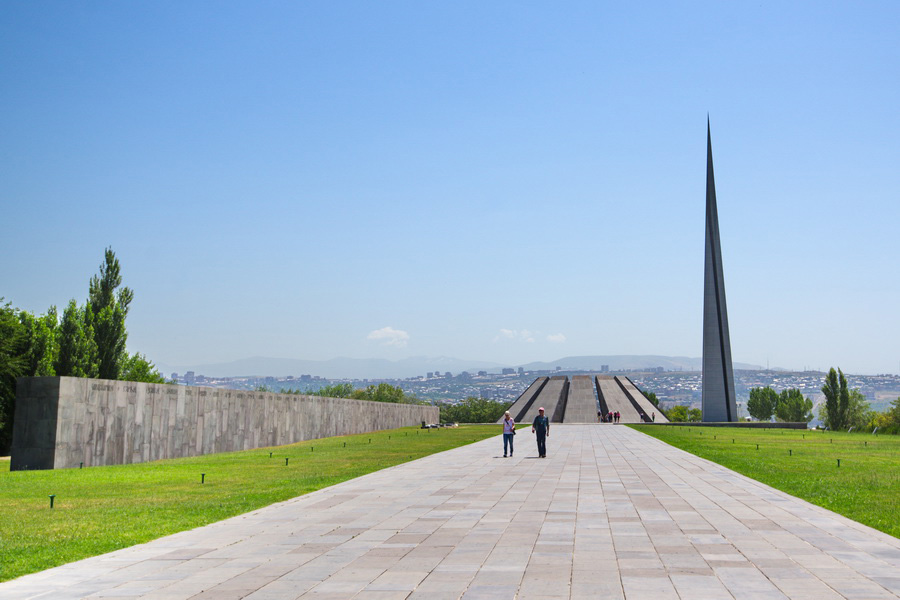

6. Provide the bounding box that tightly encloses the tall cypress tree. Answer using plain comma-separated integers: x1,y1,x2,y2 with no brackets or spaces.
87,248,133,380
822,367,850,430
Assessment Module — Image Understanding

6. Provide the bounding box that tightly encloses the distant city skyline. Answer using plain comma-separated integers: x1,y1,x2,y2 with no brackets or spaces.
2,3,898,375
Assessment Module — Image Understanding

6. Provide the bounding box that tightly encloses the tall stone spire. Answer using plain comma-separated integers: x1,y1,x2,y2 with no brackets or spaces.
702,119,737,422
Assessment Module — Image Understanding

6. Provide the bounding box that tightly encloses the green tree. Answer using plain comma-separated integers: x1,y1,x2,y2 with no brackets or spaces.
120,353,167,384
313,383,357,398
18,308,58,377
687,408,702,421
774,388,814,422
869,397,900,434
438,397,510,423
0,300,27,454
845,389,874,431
747,386,778,421
55,300,98,377
821,368,850,430
354,383,406,404
666,405,689,422
87,248,133,380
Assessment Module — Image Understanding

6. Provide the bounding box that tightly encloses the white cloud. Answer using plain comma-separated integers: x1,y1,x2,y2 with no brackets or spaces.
547,333,566,343
493,329,535,343
367,326,410,348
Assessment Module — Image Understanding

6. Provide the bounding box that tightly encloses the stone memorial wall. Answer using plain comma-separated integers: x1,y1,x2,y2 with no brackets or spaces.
10,377,439,471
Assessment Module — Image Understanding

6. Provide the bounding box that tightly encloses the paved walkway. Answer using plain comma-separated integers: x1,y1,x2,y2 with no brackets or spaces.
3,425,899,600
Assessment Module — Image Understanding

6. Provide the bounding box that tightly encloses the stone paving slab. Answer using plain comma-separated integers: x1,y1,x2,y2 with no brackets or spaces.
2,425,899,599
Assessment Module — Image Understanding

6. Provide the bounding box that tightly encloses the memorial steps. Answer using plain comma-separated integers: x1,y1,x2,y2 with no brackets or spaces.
521,375,568,424
504,376,547,423
499,374,662,424
562,375,597,423
617,375,669,423
597,375,642,423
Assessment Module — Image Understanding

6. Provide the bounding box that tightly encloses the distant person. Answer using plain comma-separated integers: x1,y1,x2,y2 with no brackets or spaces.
616,411,621,423
651,411,656,422
502,411,515,457
532,407,550,458
614,411,620,423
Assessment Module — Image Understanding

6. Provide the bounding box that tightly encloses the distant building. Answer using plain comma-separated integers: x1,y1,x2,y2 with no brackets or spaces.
600,365,609,373
171,372,179,381
427,372,434,379
501,368,515,375
517,367,524,375
444,372,453,378
185,371,195,385
477,371,487,377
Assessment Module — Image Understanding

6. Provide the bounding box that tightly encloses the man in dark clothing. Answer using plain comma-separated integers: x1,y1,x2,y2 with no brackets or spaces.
532,407,550,458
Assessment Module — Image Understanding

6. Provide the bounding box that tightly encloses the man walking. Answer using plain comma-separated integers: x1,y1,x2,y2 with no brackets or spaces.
532,407,550,458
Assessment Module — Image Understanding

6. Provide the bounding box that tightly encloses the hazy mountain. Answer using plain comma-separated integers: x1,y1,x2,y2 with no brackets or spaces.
158,356,505,380
158,354,764,380
517,355,763,372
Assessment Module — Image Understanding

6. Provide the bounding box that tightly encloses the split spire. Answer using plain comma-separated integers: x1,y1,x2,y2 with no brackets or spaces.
702,120,737,422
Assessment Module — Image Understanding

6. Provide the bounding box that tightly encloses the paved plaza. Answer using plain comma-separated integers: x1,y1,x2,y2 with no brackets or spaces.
2,425,899,600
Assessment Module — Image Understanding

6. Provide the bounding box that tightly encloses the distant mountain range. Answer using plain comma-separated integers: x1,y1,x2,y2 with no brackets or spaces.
157,355,765,380
520,355,762,372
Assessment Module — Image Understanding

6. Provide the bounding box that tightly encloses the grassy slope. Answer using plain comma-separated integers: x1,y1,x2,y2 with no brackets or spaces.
0,425,498,582
631,425,900,538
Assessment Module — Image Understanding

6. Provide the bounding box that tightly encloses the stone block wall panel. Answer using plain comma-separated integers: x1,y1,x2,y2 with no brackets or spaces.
10,377,438,470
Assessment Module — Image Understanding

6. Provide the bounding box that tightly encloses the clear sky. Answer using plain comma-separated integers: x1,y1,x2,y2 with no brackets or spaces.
2,2,898,375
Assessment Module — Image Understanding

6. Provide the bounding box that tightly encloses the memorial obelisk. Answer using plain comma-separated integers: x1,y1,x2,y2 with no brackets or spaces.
702,120,737,422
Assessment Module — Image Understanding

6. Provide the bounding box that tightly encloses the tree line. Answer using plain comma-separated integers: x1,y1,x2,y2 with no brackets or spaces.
743,367,899,433
0,249,165,453
643,366,899,432
746,386,814,423
278,384,512,424
641,390,701,422
277,382,425,405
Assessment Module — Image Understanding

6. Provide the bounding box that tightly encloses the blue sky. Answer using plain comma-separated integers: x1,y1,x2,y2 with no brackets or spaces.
2,2,898,374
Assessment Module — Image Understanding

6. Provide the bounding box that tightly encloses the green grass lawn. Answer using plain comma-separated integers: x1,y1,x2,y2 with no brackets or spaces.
0,425,498,583
631,425,900,539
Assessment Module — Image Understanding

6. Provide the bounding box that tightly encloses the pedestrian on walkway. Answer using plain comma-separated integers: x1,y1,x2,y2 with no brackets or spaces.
502,411,515,457
532,407,550,457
